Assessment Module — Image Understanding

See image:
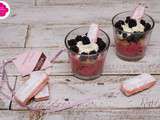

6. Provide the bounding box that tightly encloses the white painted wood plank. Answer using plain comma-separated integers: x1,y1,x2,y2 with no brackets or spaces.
26,25,79,48
1,5,159,25
0,48,66,76
36,0,124,6
0,45,160,76
0,24,28,48
26,23,159,47
36,0,160,13
0,109,159,120
11,75,160,110
0,77,16,109
0,110,29,120
50,46,160,75
7,0,34,7
43,109,160,120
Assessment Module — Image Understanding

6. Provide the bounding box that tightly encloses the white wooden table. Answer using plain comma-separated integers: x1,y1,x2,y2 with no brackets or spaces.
0,0,160,119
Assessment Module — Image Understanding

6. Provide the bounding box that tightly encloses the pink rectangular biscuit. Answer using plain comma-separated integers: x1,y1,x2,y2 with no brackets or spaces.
13,50,51,76
34,85,49,102
87,23,99,43
14,71,49,105
121,73,156,96
131,5,145,20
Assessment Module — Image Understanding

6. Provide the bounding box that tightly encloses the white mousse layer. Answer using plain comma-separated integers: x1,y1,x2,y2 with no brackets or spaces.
77,41,98,54
122,21,144,33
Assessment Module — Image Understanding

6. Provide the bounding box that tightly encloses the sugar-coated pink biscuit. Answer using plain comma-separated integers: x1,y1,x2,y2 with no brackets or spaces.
13,50,51,76
131,5,145,20
87,23,99,43
121,73,156,96
34,85,49,102
14,71,49,105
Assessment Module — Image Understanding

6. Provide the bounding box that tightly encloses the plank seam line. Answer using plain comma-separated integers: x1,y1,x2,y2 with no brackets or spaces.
2,74,160,78
24,25,31,48
9,76,18,110
34,0,37,6
7,107,160,112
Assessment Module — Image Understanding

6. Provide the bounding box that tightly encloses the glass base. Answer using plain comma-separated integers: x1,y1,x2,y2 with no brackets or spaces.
116,52,145,61
73,73,101,81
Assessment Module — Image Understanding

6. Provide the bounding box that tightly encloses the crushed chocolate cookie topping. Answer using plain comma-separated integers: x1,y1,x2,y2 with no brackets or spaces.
115,16,151,43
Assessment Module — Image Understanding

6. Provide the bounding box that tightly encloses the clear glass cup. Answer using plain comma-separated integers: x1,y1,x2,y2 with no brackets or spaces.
112,11,155,61
65,26,110,80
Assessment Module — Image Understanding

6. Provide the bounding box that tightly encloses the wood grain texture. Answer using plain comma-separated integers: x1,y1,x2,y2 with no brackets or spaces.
0,77,16,109
0,0,160,119
0,45,160,76
1,5,159,25
0,109,159,120
11,75,160,110
36,0,126,6
0,110,29,120
47,46,160,75
11,75,50,110
0,24,28,48
42,109,160,120
7,0,34,7
25,24,159,48
36,0,160,11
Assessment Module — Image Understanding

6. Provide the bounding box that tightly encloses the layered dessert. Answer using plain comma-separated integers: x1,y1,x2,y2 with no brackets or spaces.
113,5,154,61
65,24,110,80
115,17,151,60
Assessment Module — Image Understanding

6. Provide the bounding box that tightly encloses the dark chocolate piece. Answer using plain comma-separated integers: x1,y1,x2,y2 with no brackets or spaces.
144,23,151,32
115,20,124,29
118,31,122,34
82,36,90,45
96,38,106,52
140,19,146,26
68,39,77,46
81,52,88,55
89,50,97,55
119,20,125,25
128,19,137,28
122,33,127,38
75,35,82,42
125,16,131,23
70,46,79,53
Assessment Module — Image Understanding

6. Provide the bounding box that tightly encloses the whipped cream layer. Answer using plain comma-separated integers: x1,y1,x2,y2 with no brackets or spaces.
77,41,98,54
122,21,144,33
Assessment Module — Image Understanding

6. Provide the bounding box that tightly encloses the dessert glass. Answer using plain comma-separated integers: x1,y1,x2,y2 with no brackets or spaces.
112,11,155,61
65,27,110,80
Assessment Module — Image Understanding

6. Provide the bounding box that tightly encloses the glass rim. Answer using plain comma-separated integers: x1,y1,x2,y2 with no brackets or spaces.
112,11,155,34
64,26,110,56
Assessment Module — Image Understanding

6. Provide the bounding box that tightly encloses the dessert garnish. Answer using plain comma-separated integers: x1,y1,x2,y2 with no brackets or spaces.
66,24,108,78
87,23,99,43
114,5,151,43
131,4,145,20
113,4,155,60
68,23,106,57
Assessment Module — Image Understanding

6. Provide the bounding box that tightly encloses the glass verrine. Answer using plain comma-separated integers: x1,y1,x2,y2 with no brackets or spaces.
112,11,155,61
65,26,110,80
